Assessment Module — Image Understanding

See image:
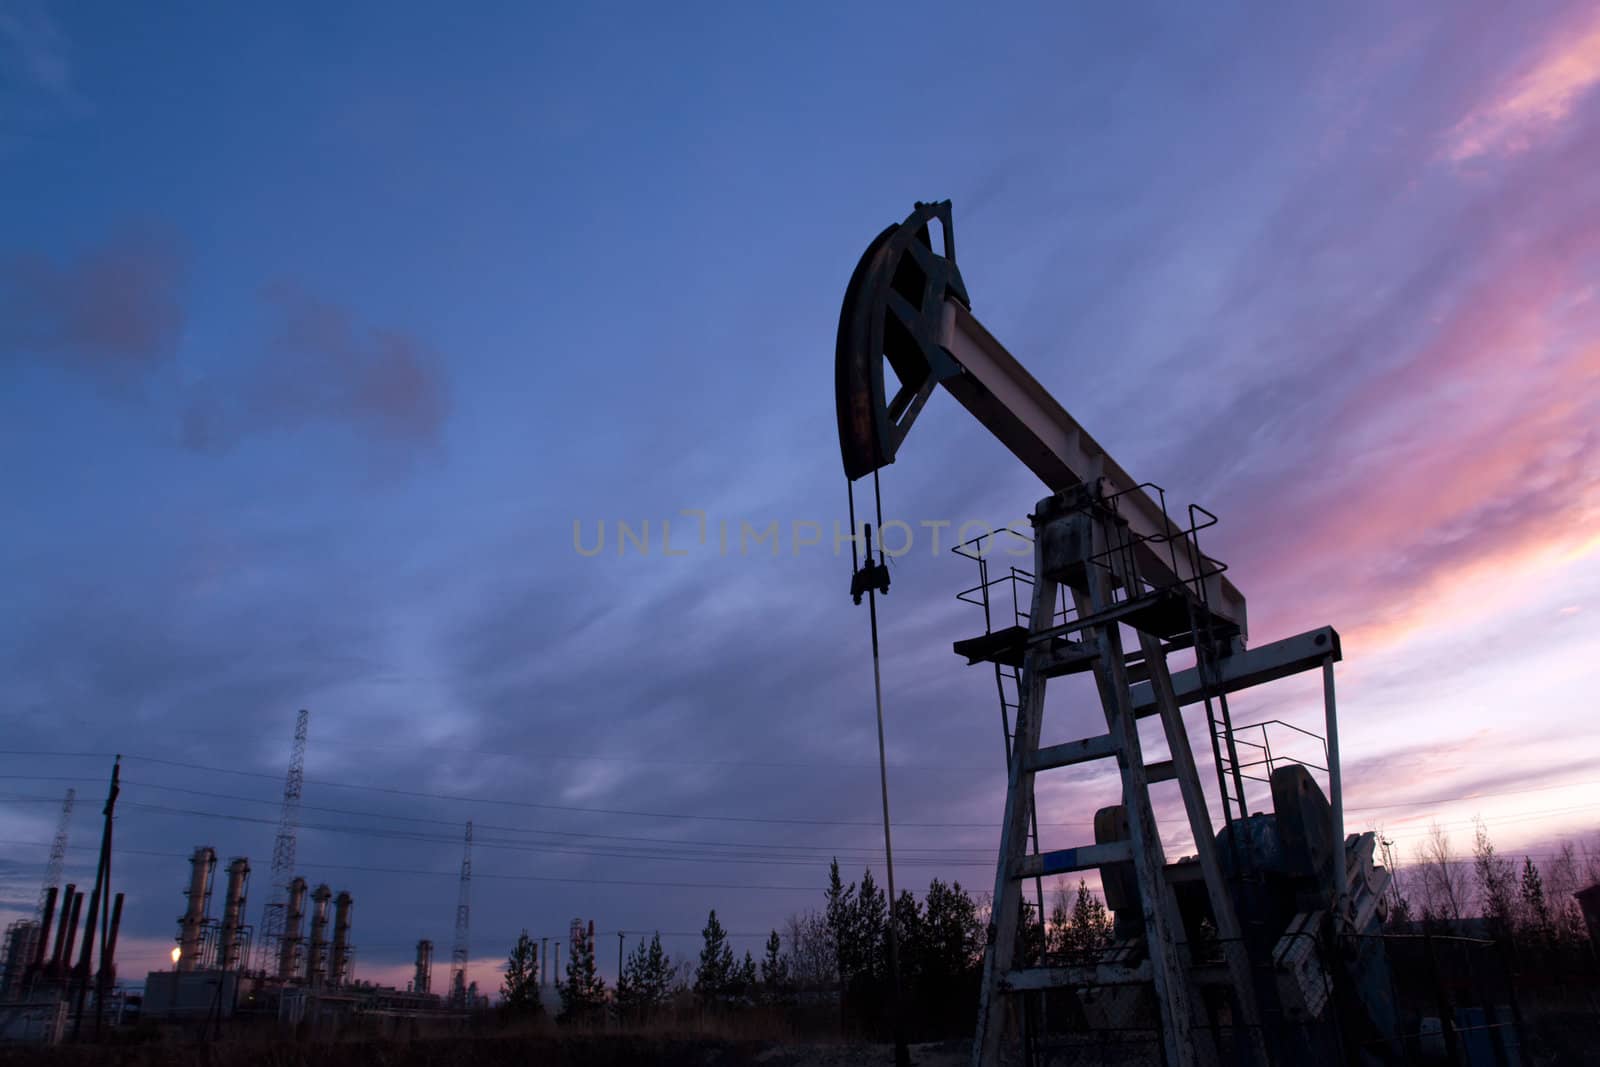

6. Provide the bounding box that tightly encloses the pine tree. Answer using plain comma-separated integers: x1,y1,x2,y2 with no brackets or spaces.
1520,856,1551,942
922,878,982,979
1472,819,1518,937
1386,893,1413,930
695,909,736,1005
915,878,984,1024
760,929,792,1005
891,889,923,986
559,922,606,1023
736,950,759,1005
1017,899,1046,965
1065,880,1112,963
856,868,887,979
1047,888,1071,957
617,932,674,1022
824,859,857,986
615,944,638,1018
642,933,674,1005
501,929,542,1016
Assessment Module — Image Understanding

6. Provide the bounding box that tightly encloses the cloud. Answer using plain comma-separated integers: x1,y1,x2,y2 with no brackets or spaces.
183,283,450,455
1445,5,1600,162
0,1,78,106
0,232,186,382
1141,86,1600,653
1238,234,1600,649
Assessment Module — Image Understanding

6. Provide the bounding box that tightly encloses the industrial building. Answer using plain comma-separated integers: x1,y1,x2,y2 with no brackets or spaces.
0,880,129,1044
136,843,470,1034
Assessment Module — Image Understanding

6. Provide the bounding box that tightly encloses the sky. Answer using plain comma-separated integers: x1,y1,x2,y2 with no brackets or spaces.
2,1,1598,995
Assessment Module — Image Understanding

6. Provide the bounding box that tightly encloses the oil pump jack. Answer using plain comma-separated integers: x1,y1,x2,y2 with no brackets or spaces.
835,203,1398,1066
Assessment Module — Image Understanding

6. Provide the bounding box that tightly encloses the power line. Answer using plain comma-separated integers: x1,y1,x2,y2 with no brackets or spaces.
113,798,996,869
110,777,996,856
0,737,999,774
3,751,1600,844
112,753,1082,830
0,836,821,893
9,750,1596,821
6,836,1595,903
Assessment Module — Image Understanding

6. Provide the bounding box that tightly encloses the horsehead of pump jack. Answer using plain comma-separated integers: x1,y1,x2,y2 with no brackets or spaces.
835,200,1248,641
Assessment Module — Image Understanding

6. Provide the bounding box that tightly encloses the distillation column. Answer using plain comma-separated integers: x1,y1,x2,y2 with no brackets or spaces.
217,857,250,971
329,890,353,986
177,847,216,973
277,877,308,981
305,884,332,987
414,939,432,994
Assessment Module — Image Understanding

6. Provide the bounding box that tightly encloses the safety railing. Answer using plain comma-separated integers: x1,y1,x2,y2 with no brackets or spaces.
1226,719,1329,784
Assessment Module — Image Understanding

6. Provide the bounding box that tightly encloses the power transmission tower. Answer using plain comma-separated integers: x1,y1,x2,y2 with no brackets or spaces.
450,821,472,1006
12,788,78,977
256,709,309,973
38,788,75,917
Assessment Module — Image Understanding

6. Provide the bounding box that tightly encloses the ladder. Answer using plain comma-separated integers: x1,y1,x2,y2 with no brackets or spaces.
968,484,1268,1067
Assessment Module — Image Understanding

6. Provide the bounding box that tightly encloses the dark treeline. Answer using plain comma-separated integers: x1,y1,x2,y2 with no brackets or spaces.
494,824,1600,1041
497,857,1117,1041
1386,824,1597,941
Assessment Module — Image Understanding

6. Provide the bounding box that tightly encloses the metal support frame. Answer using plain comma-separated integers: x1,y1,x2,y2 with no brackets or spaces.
971,489,1276,1067
1322,659,1347,927
837,203,1376,1066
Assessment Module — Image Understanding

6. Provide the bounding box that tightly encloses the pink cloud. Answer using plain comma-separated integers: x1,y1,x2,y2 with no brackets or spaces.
0,232,186,380
183,283,450,454
1445,6,1600,162
258,282,449,446
1232,181,1600,652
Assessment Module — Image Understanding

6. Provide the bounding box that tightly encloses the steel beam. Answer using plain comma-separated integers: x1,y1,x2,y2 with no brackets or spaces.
939,300,1248,638
1015,841,1135,879
1002,961,1153,991
1128,625,1341,716
1028,733,1118,772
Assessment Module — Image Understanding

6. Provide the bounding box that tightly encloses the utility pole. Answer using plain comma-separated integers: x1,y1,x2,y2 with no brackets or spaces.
617,930,625,990
71,757,119,1040
257,710,309,973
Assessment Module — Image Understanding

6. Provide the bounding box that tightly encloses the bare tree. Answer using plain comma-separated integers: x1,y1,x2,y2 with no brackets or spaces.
784,909,836,990
1580,837,1600,887
1542,841,1589,946
1414,823,1468,924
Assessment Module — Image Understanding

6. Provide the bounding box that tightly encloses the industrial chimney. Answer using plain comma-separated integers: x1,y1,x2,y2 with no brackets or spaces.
177,847,217,972
46,883,75,977
305,884,332,986
414,939,432,994
217,857,250,971
100,892,125,988
329,890,353,985
57,891,84,978
277,876,308,981
30,885,58,974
